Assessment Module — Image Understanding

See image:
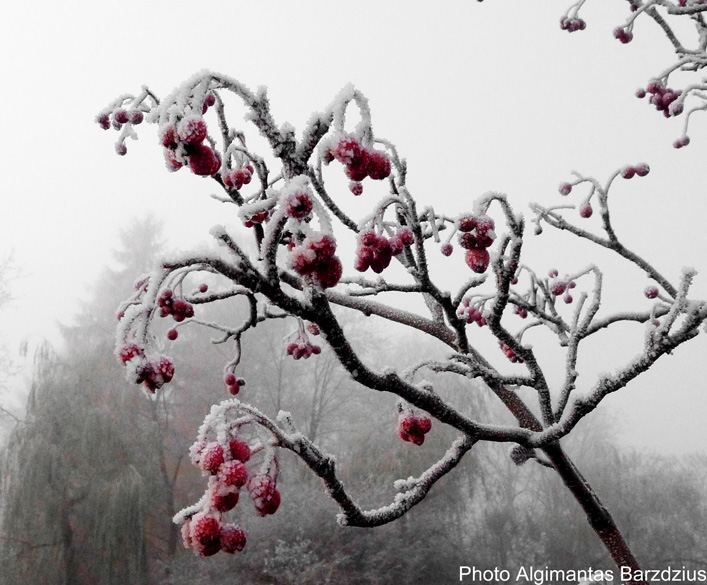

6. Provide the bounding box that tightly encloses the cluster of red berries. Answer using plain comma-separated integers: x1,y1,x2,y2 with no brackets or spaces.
97,108,145,131
636,81,683,118
160,115,221,176
550,279,576,304
620,163,650,179
222,165,254,191
613,26,633,44
282,183,314,220
321,133,391,194
182,435,280,556
514,305,528,319
224,372,246,395
118,344,175,392
354,227,413,274
158,289,194,322
560,16,586,32
457,214,496,274
290,233,342,289
397,410,433,446
499,342,524,364
457,297,487,326
286,338,322,360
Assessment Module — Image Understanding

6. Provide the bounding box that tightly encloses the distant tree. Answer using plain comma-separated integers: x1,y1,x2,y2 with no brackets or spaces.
96,6,707,582
0,219,174,584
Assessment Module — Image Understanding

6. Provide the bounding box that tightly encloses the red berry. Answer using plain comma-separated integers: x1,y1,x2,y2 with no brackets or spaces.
190,513,221,557
645,286,659,299
167,329,178,341
164,149,183,172
636,88,646,99
673,136,690,149
634,163,650,177
349,181,364,196
199,442,225,475
621,166,636,179
366,149,391,180
160,125,179,149
229,438,252,463
220,524,247,554
458,216,477,232
114,109,129,124
188,143,221,176
128,110,144,124
177,116,208,145
282,188,313,220
115,143,127,156
313,255,342,289
224,373,237,386
551,281,568,296
97,114,110,130
465,248,490,274
219,460,248,488
559,183,572,196
333,135,363,165
199,284,208,293
209,483,240,512
248,475,281,516
579,202,593,218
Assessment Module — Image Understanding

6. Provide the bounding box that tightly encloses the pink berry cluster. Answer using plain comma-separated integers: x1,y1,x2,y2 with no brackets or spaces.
222,164,254,191
183,435,281,556
620,163,650,179
321,133,391,194
514,304,528,319
560,16,586,32
397,409,433,446
613,26,633,44
499,342,524,364
160,116,221,176
290,233,342,289
354,227,413,273
457,297,487,327
550,279,576,304
285,337,321,360
637,81,683,118
158,289,195,322
97,107,145,131
118,343,175,393
457,214,496,274
224,372,246,395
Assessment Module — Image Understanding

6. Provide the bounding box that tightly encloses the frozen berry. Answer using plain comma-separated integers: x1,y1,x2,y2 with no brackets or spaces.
219,460,248,488
199,442,225,475
248,475,281,516
465,248,490,274
167,329,178,341
579,202,593,218
189,513,221,557
114,109,129,124
644,286,659,299
441,244,453,257
229,438,252,463
559,183,572,196
177,116,208,145
128,110,144,124
220,524,247,554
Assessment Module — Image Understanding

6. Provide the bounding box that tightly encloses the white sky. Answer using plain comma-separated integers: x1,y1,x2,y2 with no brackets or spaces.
1,1,706,454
